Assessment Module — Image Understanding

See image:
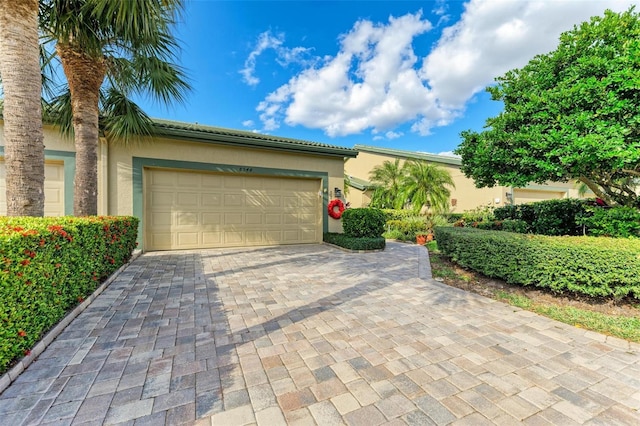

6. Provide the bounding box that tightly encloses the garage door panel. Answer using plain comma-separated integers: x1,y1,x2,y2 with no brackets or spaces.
151,211,172,226
0,160,65,217
301,228,317,241
283,196,298,208
177,232,199,246
224,193,243,206
202,232,222,244
265,214,282,225
176,212,199,226
245,213,263,225
151,191,174,207
145,168,321,250
177,192,199,207
202,213,221,225
246,231,263,243
202,174,223,188
224,231,243,244
202,193,221,206
177,173,200,187
224,213,243,225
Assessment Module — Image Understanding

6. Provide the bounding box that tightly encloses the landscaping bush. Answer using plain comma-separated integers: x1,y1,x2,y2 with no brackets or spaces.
381,209,416,221
578,206,640,238
434,226,640,299
501,219,529,233
323,233,385,250
342,208,385,238
0,216,138,374
493,199,587,235
386,217,429,239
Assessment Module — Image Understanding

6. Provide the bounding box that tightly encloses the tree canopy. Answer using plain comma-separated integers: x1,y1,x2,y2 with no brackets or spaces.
39,0,190,215
456,7,640,208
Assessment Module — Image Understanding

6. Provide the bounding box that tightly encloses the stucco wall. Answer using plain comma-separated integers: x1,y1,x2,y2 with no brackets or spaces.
1,123,347,234
345,150,589,212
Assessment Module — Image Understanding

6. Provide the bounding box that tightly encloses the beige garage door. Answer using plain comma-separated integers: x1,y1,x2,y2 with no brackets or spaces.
145,168,322,250
0,160,66,216
513,189,565,205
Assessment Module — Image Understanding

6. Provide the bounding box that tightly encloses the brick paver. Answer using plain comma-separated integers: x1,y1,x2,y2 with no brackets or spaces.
0,242,639,424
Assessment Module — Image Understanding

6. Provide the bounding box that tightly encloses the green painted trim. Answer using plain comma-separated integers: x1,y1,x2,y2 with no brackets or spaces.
0,147,75,215
355,144,462,166
347,176,373,190
152,118,358,158
132,157,330,250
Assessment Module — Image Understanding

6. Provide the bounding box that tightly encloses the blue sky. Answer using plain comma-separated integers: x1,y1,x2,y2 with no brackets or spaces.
141,0,640,155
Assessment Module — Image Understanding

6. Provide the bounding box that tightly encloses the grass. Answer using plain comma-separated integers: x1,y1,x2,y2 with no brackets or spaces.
429,243,640,343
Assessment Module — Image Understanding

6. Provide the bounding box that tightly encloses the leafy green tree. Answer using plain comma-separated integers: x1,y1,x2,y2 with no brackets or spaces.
0,0,45,216
456,7,640,208
400,160,454,214
368,158,407,209
40,0,190,215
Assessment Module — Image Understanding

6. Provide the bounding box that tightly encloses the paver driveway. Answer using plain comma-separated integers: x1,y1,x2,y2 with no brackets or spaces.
1,242,639,425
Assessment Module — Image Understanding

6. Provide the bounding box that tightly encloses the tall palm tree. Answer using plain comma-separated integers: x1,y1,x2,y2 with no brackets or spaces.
368,158,407,209
0,0,45,216
40,0,190,216
401,160,455,214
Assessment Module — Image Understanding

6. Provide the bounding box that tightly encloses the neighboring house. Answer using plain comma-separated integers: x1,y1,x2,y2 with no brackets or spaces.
345,144,589,212
0,118,356,251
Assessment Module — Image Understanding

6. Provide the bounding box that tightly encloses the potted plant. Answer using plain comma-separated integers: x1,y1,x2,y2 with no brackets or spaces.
415,232,433,245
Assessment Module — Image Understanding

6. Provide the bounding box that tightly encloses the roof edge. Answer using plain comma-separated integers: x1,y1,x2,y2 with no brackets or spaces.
151,119,358,158
354,144,461,165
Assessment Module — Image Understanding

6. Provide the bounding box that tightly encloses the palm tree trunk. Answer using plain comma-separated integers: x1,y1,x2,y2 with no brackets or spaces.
0,0,45,216
56,44,106,216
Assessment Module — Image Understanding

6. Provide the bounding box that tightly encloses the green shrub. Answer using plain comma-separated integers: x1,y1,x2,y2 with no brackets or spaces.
323,233,385,250
461,205,495,223
383,229,406,241
386,217,429,239
0,216,138,374
501,219,528,233
381,209,416,221
579,206,640,238
434,227,640,299
341,208,386,238
493,199,587,235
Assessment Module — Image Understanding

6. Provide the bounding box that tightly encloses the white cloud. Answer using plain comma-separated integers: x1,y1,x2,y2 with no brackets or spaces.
258,11,439,136
385,131,403,139
240,31,315,86
242,120,254,127
256,1,640,137
435,151,460,158
421,0,640,110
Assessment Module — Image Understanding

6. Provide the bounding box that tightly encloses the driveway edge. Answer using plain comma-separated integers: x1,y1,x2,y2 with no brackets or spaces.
0,250,143,394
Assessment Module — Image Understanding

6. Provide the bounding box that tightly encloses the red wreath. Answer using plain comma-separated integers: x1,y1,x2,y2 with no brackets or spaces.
328,199,345,219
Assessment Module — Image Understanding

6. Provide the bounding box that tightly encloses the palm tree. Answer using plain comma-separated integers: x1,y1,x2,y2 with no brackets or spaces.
40,0,190,215
400,160,455,214
368,158,407,209
0,0,45,216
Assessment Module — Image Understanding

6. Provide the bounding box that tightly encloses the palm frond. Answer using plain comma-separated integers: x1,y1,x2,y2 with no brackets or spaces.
44,89,74,137
100,88,154,144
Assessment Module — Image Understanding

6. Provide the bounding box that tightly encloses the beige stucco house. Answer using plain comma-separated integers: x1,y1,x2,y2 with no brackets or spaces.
0,119,356,251
345,144,588,212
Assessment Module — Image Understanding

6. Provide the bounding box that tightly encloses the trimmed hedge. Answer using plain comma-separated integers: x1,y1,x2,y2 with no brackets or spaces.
342,208,385,238
493,199,587,235
578,206,640,238
434,226,640,299
324,233,385,251
0,216,138,374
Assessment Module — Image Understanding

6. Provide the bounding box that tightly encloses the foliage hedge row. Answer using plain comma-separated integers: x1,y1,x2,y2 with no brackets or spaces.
493,199,587,235
341,208,385,238
0,216,138,374
434,227,640,299
323,233,386,250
